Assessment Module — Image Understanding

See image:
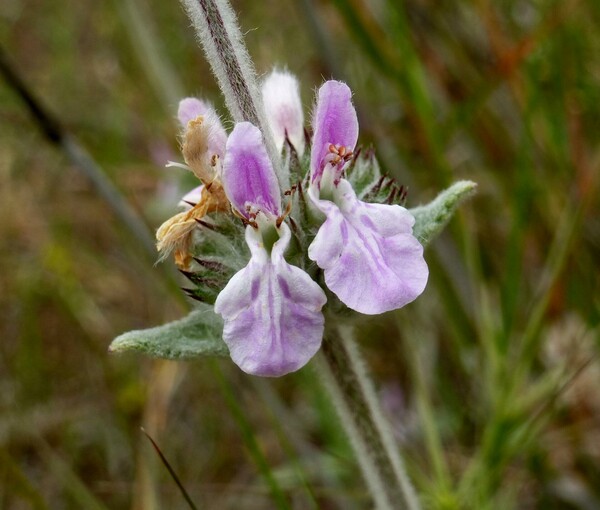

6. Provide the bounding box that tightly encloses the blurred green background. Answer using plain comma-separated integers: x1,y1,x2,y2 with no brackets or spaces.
1,0,599,508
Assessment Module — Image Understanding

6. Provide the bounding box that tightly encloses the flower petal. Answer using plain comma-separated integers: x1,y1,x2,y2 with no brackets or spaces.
178,97,209,126
214,224,326,376
262,70,305,156
308,180,428,314
178,97,227,159
310,81,359,182
223,122,281,217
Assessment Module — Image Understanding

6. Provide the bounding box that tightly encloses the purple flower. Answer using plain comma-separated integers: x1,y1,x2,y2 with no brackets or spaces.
161,79,429,376
213,122,327,377
307,81,428,314
177,97,228,159
157,97,231,269
261,70,305,156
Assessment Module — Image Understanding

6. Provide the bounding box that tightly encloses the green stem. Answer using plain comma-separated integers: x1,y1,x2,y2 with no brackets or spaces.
315,324,421,510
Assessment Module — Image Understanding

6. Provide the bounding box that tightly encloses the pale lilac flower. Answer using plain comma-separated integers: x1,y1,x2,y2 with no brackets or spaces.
157,97,231,268
308,81,428,314
213,122,326,377
262,70,305,156
178,97,208,125
177,97,228,171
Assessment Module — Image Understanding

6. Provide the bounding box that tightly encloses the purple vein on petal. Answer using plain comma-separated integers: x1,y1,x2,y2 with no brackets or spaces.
214,225,326,376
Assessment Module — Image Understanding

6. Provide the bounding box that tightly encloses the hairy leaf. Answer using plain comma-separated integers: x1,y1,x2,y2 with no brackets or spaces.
410,180,477,247
109,307,228,359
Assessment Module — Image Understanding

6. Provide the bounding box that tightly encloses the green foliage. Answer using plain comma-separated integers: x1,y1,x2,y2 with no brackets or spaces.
410,181,477,247
109,180,475,362
109,307,228,359
3,0,600,508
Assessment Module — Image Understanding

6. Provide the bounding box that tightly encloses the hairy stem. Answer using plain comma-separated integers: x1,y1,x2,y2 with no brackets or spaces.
315,324,421,510
179,0,284,185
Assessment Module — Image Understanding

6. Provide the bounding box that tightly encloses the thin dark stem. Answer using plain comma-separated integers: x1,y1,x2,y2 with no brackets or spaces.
0,45,186,302
2,48,157,259
141,428,199,510
0,46,62,144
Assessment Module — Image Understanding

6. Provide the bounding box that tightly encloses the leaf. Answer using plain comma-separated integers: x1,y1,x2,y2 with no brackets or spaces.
410,180,477,247
109,307,228,360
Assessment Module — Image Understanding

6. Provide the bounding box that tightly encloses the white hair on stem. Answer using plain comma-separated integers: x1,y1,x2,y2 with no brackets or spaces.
179,0,287,187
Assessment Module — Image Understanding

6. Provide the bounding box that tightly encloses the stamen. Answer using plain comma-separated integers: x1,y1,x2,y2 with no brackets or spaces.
277,199,293,228
236,208,259,229
327,144,354,166
284,184,297,196
278,182,300,227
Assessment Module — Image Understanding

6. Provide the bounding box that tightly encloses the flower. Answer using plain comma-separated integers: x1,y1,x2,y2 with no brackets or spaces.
213,122,327,377
177,97,228,183
307,81,428,314
156,98,229,269
157,75,428,377
261,70,305,156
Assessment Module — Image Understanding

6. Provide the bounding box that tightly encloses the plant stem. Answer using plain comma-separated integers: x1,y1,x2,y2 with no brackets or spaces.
315,324,421,510
179,0,284,185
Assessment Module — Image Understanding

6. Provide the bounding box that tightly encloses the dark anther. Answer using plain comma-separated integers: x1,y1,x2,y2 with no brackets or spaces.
284,184,298,197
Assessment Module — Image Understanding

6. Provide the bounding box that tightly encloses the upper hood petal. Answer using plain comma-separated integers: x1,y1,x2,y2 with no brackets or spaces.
310,81,359,182
223,122,282,217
